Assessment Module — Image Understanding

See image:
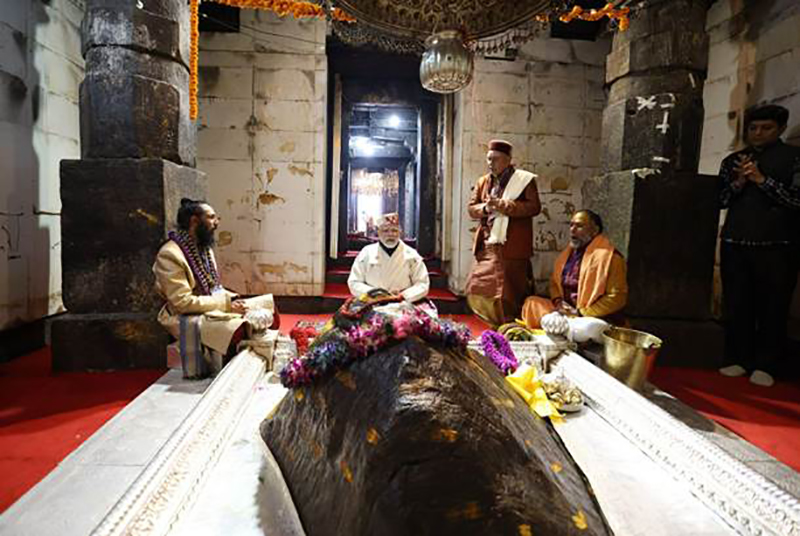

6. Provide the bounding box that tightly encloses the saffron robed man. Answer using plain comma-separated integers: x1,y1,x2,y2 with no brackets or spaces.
522,210,628,329
347,213,434,314
466,140,542,327
153,199,278,378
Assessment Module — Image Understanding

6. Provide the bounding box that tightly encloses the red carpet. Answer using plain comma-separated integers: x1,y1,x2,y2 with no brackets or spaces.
0,348,164,512
651,367,800,472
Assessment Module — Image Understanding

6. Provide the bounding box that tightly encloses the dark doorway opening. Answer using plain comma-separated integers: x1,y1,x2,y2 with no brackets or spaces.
346,104,420,251
326,38,440,260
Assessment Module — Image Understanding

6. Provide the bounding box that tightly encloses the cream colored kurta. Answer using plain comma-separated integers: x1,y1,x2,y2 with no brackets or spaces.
347,242,430,303
153,240,244,354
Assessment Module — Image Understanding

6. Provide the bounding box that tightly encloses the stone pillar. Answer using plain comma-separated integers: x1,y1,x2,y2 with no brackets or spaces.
51,0,206,370
583,0,718,320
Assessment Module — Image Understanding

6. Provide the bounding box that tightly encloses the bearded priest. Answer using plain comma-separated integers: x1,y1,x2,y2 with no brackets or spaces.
347,213,434,314
153,198,277,378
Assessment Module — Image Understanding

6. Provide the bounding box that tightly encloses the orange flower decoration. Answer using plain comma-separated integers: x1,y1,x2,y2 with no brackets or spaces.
558,2,629,30
275,0,292,16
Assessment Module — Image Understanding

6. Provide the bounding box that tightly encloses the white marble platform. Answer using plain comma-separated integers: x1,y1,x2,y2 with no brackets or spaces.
2,337,799,536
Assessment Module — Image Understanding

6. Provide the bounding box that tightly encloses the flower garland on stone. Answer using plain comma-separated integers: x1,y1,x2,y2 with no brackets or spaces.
289,325,318,356
481,330,518,375
188,0,356,120
168,229,221,295
280,309,472,388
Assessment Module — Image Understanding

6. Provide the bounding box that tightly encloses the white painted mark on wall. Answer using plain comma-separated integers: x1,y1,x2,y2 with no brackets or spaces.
660,93,677,109
652,156,671,163
655,111,670,134
631,168,661,179
636,96,657,111
688,73,696,88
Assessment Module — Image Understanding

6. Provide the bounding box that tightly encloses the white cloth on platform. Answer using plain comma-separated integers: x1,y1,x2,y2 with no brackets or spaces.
347,241,430,303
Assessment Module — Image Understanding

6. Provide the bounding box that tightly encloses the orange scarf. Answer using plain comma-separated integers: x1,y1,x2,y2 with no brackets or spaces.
552,234,615,310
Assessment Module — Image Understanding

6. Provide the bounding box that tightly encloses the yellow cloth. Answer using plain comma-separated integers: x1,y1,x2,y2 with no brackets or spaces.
466,294,507,328
505,364,563,423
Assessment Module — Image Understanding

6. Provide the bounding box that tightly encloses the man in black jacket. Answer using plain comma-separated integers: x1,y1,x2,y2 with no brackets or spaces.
718,104,800,386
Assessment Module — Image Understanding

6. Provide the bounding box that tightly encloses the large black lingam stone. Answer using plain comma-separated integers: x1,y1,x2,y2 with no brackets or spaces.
261,337,610,536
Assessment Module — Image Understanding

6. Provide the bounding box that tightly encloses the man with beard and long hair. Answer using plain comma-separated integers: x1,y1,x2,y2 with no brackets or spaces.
465,140,541,327
521,210,628,329
153,198,277,378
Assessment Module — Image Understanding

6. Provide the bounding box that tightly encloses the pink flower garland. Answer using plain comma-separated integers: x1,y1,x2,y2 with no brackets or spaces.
481,330,518,375
280,309,471,388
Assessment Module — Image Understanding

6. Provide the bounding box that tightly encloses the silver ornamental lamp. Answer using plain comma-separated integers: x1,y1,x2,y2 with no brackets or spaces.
419,30,474,94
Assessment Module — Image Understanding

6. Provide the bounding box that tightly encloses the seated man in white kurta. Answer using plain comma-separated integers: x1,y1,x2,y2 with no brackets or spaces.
347,213,433,313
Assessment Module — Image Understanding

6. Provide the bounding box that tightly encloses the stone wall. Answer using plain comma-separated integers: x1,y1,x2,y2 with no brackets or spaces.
0,0,83,330
197,11,327,296
700,0,800,174
699,0,800,330
449,36,610,294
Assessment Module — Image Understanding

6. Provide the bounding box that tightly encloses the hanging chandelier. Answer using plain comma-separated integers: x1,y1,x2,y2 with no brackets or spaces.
419,31,473,93
331,0,555,94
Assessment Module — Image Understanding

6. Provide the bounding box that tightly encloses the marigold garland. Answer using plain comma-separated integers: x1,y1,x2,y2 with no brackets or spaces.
189,0,200,120
559,2,630,31
188,0,356,120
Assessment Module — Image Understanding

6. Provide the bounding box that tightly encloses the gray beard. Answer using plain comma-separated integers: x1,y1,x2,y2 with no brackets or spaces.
379,238,399,249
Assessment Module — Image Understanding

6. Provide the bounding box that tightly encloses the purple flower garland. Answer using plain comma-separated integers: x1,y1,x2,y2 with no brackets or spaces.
168,229,220,295
280,309,472,388
481,330,518,375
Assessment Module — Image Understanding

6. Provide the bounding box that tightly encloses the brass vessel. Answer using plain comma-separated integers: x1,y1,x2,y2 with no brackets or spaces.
601,327,662,391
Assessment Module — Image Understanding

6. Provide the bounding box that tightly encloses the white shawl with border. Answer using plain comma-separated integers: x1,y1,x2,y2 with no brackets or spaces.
487,169,536,245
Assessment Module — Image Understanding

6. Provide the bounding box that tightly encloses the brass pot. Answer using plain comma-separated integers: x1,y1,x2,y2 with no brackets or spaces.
601,327,662,391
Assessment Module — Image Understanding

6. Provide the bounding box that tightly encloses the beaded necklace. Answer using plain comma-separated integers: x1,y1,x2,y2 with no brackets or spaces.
168,229,220,295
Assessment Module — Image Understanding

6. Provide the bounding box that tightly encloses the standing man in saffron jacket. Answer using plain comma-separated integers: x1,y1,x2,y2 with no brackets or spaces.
466,140,541,327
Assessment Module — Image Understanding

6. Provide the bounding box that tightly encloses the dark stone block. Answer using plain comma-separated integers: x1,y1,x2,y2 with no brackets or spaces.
605,69,706,105
263,338,611,536
60,158,207,313
607,0,709,43
81,47,195,165
601,92,705,173
582,171,719,319
84,0,190,66
606,29,708,85
627,318,724,368
49,313,169,371
83,6,181,64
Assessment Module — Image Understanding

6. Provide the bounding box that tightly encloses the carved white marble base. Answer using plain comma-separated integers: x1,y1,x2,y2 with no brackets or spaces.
91,347,273,536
